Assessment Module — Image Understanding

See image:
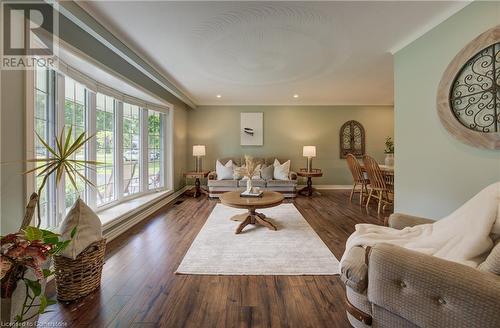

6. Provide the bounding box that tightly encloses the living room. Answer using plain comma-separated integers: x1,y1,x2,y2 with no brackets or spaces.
0,1,499,327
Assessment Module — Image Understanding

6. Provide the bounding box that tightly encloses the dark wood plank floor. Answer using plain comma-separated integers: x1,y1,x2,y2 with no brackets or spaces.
39,190,390,328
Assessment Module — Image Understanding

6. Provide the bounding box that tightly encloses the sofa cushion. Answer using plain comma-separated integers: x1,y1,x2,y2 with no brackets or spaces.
479,240,500,275
273,159,290,180
216,160,233,180
266,179,297,187
261,164,274,180
341,246,368,293
207,179,238,187
238,179,266,188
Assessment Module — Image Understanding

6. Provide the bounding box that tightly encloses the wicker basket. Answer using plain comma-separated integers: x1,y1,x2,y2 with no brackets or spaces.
54,239,106,302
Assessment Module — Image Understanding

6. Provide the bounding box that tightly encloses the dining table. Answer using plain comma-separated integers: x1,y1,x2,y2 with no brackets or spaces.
360,164,394,186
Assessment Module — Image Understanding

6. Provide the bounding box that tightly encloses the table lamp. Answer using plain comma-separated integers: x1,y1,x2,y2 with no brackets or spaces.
193,145,206,172
303,146,316,172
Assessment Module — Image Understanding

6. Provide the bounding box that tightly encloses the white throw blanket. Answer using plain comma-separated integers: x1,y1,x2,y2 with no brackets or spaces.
341,182,500,268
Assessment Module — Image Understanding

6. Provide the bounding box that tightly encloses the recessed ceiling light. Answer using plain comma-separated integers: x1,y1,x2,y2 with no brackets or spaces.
293,94,299,98
216,94,222,98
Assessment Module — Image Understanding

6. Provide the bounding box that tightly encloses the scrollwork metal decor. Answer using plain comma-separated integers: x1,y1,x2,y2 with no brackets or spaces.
437,26,500,149
340,120,365,158
450,43,499,133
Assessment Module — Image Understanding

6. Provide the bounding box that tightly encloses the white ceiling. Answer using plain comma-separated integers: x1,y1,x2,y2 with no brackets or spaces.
78,1,469,106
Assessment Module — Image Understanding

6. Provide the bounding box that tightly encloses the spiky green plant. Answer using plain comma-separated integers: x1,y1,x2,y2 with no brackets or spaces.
24,127,98,227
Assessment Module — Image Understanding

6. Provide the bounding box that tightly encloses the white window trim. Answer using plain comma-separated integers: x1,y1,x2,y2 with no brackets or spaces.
25,65,174,228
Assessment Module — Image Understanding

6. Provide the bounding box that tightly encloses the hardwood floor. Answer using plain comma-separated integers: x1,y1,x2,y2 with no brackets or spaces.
40,190,390,328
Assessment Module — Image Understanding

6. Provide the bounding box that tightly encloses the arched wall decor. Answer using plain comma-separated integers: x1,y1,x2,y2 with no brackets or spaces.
339,120,365,158
437,25,500,149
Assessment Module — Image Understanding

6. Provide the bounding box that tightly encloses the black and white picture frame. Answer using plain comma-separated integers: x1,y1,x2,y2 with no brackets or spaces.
240,112,263,146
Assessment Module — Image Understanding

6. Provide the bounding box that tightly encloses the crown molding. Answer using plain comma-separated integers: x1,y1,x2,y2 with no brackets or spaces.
389,1,473,55
54,0,197,109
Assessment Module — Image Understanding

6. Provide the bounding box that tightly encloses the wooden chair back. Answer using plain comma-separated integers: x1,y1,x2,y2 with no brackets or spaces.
362,155,387,190
346,153,365,183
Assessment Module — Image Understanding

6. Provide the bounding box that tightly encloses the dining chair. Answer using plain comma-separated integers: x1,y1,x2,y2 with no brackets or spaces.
345,153,369,205
362,155,393,214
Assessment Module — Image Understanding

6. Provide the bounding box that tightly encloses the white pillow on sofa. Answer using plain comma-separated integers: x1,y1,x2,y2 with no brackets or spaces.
216,160,233,180
273,159,290,180
59,199,102,259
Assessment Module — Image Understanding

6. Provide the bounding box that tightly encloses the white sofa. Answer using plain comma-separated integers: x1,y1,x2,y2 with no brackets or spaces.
207,157,298,198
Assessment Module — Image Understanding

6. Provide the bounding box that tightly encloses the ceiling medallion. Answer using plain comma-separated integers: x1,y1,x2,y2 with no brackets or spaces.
437,25,500,149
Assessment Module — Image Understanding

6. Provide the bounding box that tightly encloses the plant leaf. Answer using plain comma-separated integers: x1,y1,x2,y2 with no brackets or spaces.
42,269,53,278
38,295,48,313
70,226,77,238
23,226,43,241
35,133,58,158
64,126,73,155
25,279,41,297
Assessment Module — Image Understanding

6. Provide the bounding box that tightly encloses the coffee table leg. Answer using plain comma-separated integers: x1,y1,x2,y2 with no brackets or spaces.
235,215,252,234
235,210,278,234
255,212,277,231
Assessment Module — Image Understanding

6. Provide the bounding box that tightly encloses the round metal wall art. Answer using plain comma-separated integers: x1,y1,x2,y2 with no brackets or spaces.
437,25,500,149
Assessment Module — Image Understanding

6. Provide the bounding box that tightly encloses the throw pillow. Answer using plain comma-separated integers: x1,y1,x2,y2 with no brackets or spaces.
233,163,243,179
478,240,500,275
261,164,274,180
216,160,233,180
273,159,290,180
59,198,102,259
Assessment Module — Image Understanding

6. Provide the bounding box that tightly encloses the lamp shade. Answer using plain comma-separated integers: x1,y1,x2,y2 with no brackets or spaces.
303,146,316,157
192,145,206,157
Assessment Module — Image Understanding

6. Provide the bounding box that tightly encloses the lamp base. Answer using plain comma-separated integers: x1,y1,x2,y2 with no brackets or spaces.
306,157,312,172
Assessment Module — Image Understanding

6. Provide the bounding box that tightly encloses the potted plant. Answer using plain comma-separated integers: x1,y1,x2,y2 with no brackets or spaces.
384,137,395,166
1,127,96,325
234,155,261,193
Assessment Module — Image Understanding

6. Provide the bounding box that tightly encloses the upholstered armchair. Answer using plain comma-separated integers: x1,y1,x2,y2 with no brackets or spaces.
341,213,500,328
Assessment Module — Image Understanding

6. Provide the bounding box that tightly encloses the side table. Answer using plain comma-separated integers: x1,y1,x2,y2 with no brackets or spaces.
184,171,210,198
297,169,323,197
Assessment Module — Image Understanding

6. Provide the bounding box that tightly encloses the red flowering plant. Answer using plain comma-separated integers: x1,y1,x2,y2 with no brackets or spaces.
1,226,75,323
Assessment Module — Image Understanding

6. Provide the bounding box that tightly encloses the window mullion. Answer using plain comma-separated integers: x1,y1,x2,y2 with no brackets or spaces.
115,101,124,200
87,92,97,209
55,73,66,225
141,109,148,192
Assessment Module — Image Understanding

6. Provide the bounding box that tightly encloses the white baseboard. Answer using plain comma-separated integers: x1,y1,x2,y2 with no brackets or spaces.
103,186,189,243
297,184,352,190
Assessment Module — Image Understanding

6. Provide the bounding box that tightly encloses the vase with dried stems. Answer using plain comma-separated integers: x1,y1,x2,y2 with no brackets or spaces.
234,155,262,193
1,127,97,325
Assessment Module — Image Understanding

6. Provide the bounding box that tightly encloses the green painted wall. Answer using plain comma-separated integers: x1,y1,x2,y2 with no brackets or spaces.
187,106,394,185
394,1,500,218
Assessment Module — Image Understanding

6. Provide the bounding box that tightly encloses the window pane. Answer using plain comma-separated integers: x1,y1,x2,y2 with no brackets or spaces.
123,103,141,196
148,110,163,190
34,67,56,229
64,77,88,214
96,93,116,206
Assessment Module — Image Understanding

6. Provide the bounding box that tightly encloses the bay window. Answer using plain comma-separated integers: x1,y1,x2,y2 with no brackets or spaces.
28,66,171,229
64,77,88,213
96,93,116,206
148,110,163,190
122,103,141,197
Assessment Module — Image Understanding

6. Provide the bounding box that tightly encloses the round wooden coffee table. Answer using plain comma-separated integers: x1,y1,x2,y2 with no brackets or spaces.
220,190,284,234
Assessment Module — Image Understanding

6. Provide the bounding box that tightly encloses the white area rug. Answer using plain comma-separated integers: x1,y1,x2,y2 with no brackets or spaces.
176,203,339,275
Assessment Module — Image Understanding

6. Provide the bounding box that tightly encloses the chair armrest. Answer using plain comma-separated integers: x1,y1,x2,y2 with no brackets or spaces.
367,244,500,328
208,171,217,180
340,246,368,293
289,171,298,180
387,213,434,230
